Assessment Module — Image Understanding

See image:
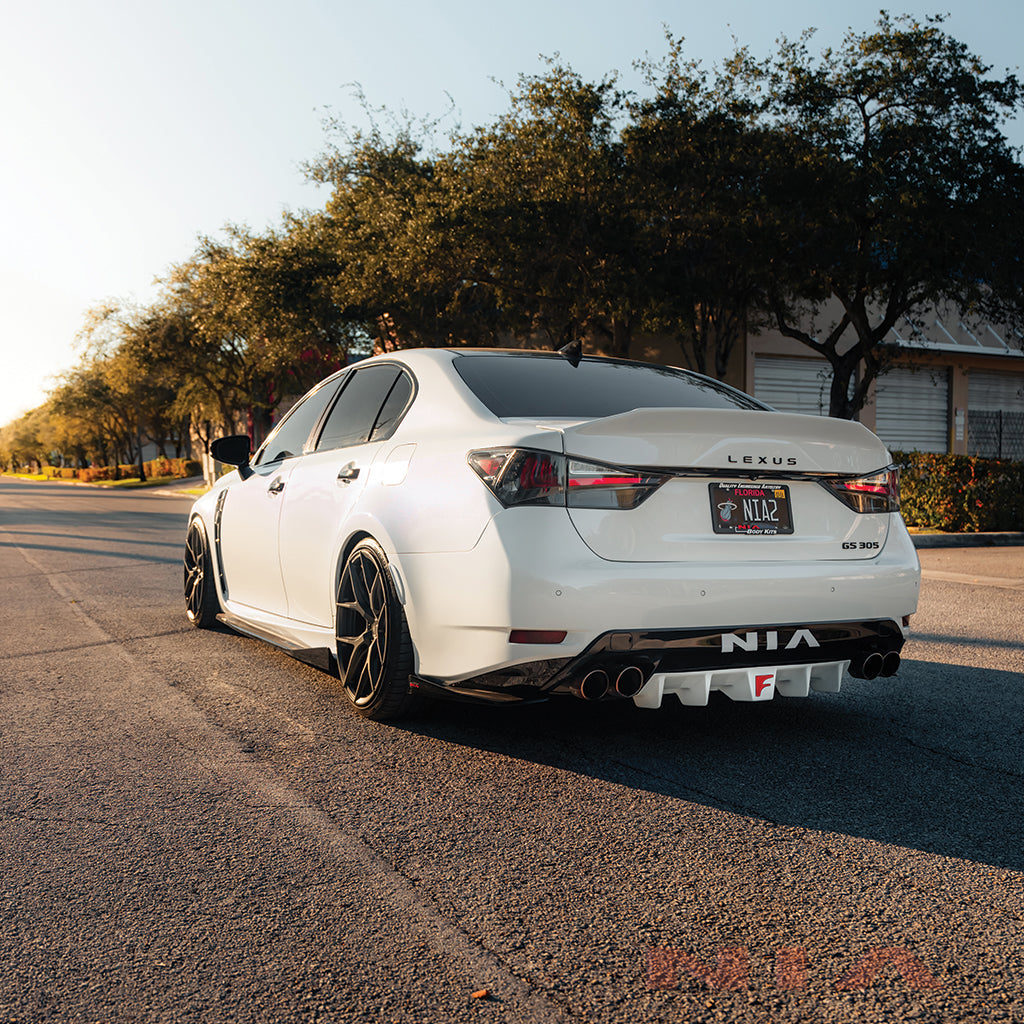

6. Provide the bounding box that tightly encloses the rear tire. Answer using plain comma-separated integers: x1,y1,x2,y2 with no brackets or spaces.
184,520,220,628
335,539,424,721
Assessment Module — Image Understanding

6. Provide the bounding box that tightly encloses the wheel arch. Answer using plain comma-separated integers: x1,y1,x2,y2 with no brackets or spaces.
187,498,228,608
184,511,223,627
332,515,408,605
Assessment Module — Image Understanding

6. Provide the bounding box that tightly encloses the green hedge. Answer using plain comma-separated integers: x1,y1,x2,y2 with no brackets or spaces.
141,457,203,479
893,450,1024,532
43,458,202,483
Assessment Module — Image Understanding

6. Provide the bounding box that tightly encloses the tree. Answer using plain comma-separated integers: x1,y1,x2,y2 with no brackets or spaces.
441,63,640,354
310,107,501,349
753,13,1024,417
0,406,50,472
626,39,803,379
309,66,643,355
153,216,363,446
48,366,117,468
71,303,185,477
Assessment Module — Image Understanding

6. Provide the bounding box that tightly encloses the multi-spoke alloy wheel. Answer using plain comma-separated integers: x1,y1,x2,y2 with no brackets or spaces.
336,539,420,720
184,521,220,628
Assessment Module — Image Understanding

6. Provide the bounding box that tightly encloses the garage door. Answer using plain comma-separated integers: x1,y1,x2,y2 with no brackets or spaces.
753,356,834,416
874,367,950,453
968,369,1024,459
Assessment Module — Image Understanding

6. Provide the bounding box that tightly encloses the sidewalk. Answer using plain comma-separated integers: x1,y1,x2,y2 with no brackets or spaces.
147,475,207,496
910,531,1024,548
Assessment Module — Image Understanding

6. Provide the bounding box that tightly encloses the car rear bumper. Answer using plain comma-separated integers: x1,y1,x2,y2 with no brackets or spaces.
394,506,920,683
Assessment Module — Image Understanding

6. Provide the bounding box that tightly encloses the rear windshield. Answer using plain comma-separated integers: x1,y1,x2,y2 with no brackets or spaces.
453,353,766,418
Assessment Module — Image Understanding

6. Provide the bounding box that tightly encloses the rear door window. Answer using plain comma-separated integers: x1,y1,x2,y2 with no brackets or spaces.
314,364,412,451
370,372,414,441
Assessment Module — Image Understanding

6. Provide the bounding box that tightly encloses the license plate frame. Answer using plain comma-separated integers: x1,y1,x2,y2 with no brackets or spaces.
710,483,794,536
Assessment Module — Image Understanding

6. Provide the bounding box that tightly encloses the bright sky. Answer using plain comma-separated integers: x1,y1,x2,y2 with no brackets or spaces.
2,0,1022,426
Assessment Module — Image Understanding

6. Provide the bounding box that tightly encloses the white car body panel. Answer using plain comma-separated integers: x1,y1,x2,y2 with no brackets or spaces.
277,441,384,626
217,463,294,616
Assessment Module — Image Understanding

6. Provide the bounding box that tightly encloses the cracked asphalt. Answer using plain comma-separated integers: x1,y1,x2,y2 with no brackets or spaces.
1,478,1022,1023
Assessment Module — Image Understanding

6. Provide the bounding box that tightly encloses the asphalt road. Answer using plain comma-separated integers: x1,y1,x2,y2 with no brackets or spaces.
1,478,1022,1023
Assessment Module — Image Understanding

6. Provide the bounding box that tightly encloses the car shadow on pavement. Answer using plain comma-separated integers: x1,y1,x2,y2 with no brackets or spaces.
395,659,1024,872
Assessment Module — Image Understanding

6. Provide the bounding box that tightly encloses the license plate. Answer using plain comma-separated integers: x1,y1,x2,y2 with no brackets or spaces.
710,483,793,535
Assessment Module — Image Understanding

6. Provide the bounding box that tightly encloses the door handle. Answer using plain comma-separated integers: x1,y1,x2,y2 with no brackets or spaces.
267,477,285,494
337,462,360,483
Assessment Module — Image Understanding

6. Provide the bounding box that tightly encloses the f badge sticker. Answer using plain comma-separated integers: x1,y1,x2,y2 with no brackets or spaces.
754,672,775,699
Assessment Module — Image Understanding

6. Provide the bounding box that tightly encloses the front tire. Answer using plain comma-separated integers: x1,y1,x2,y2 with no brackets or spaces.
335,539,423,721
184,520,221,628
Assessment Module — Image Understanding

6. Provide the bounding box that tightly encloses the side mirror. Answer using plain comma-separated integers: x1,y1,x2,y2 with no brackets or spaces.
209,435,253,479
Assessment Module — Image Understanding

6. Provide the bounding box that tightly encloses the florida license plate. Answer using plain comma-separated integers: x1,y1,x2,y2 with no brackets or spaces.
709,483,794,535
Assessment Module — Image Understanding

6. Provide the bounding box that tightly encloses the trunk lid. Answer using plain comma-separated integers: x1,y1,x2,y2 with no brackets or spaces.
539,408,894,563
552,407,890,475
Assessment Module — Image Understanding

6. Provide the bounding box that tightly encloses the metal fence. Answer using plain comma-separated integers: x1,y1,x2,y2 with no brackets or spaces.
968,410,1024,460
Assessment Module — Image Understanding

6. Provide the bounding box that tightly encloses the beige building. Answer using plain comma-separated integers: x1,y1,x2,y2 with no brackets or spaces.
621,307,1023,457
740,308,1024,458
507,309,1024,458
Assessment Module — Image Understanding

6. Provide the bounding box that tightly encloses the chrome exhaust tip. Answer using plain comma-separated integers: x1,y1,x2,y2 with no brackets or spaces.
614,665,646,698
573,669,610,701
881,651,901,677
851,651,885,680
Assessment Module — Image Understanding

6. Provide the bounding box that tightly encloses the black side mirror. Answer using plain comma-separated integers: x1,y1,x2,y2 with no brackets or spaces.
209,435,253,479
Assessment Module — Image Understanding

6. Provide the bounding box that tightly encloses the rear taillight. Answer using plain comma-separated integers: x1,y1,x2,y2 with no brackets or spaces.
468,448,666,509
566,460,665,509
467,449,564,506
822,467,901,513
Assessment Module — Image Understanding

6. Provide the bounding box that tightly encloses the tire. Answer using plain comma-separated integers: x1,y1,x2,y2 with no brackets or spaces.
335,539,424,721
184,520,221,629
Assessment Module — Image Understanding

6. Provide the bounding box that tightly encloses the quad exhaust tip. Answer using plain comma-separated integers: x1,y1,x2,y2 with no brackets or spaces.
860,652,885,680
614,665,646,698
573,669,610,701
572,664,649,700
849,651,901,680
881,651,901,677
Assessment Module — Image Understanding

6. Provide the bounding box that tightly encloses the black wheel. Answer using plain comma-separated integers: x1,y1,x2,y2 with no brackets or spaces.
184,520,220,628
335,539,422,721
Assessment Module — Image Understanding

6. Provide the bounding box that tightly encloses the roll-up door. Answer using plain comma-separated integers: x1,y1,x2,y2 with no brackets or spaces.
874,366,950,453
753,356,834,415
968,369,1024,459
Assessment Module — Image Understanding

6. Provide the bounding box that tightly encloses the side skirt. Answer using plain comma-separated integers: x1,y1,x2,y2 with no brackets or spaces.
216,612,335,674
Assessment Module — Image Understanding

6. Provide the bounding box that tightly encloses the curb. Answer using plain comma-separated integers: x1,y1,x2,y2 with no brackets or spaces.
911,532,1024,548
147,476,207,497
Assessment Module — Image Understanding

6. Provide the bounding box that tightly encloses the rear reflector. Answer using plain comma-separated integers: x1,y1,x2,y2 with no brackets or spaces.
509,629,567,645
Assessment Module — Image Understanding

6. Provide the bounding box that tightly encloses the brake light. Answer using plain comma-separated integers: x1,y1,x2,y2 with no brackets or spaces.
822,467,901,513
566,460,666,509
468,449,666,509
467,449,564,506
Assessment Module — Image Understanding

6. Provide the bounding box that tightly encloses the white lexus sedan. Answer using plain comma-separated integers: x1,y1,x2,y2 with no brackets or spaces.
184,348,920,720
